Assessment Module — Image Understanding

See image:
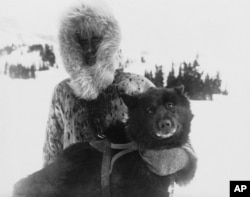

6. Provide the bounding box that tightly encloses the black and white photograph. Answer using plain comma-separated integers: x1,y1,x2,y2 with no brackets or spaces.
0,0,250,196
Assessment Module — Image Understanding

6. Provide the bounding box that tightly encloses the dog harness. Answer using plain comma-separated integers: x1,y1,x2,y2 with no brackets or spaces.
90,139,189,197
90,139,137,197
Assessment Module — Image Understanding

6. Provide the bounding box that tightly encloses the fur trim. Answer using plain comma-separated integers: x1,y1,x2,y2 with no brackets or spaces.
59,0,121,100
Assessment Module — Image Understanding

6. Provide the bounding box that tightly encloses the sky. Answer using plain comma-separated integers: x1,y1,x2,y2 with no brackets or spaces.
0,0,250,96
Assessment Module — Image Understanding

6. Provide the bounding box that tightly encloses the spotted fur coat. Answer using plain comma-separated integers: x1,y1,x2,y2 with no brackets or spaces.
43,71,156,165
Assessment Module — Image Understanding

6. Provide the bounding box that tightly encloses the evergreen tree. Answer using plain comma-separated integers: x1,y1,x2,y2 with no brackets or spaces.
181,61,205,99
28,44,43,53
29,44,56,70
154,65,164,87
222,89,228,95
141,56,146,63
30,65,36,78
165,59,222,100
212,72,222,94
42,44,56,67
176,66,183,86
166,64,176,87
203,74,213,100
144,70,154,85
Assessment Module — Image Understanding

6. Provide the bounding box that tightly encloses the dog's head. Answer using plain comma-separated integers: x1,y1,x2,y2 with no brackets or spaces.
121,86,194,149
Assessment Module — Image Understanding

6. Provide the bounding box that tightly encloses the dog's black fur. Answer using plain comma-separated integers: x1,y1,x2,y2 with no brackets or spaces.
122,86,193,150
13,86,193,197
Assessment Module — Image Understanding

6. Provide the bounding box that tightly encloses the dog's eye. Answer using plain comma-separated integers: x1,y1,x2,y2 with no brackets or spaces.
146,107,154,115
166,102,174,109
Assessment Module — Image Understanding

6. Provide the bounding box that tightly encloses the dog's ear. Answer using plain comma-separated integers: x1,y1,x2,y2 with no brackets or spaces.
174,85,185,94
120,94,138,109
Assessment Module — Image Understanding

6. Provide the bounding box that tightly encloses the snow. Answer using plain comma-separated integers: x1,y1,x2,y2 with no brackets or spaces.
0,69,68,196
0,71,250,197
175,98,250,197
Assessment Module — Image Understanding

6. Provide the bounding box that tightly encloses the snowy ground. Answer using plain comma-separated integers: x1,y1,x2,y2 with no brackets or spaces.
0,71,250,197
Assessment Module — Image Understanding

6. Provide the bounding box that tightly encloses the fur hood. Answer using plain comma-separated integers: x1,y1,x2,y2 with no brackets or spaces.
59,0,121,100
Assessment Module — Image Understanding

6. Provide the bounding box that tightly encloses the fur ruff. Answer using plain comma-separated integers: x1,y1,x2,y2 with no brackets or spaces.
59,0,121,100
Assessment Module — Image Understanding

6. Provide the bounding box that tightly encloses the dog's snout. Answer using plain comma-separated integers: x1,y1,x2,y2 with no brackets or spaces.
159,119,172,130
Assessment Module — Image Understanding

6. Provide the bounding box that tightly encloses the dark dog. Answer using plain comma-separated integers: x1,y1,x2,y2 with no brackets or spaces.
13,86,195,197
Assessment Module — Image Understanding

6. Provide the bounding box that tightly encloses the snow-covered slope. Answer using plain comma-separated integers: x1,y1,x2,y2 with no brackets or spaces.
0,70,68,196
0,72,250,197
175,97,250,197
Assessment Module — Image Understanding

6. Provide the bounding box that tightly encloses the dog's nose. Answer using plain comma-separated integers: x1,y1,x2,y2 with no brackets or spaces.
158,119,172,130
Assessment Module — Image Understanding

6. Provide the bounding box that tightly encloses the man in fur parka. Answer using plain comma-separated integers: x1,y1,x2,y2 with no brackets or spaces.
42,0,197,194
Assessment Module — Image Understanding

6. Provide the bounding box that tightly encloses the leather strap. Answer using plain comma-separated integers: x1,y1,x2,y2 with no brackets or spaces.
90,140,189,196
101,141,112,197
90,140,137,197
109,142,137,174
